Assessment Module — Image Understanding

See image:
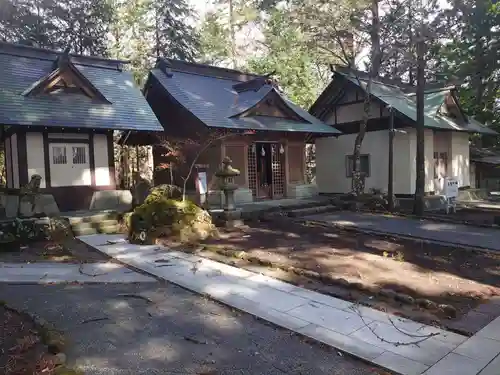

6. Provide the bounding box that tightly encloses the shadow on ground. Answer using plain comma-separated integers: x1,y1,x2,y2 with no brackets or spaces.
190,218,500,321
0,282,384,375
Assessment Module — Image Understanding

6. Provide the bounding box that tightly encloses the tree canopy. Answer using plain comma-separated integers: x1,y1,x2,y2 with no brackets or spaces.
0,0,498,140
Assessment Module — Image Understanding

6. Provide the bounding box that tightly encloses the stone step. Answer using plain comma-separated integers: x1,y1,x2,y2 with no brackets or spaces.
99,225,121,235
72,227,99,236
96,220,120,229
71,222,93,230
65,211,120,225
286,205,338,217
70,219,120,236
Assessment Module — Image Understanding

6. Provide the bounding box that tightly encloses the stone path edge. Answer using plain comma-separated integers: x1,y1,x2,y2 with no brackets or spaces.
352,208,500,230
76,239,169,284
82,244,402,375
81,235,478,375
296,217,498,255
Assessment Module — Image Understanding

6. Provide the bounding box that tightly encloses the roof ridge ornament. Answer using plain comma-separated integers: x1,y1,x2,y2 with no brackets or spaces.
52,45,72,71
233,71,276,93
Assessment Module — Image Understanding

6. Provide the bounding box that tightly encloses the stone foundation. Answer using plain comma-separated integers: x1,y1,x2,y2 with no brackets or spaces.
89,190,133,212
287,184,318,199
207,188,254,207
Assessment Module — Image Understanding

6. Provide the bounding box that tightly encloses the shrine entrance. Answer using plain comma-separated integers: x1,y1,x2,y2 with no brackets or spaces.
247,142,285,199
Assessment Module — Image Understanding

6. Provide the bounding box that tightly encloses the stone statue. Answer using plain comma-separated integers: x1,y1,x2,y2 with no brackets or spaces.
132,172,151,206
18,174,42,217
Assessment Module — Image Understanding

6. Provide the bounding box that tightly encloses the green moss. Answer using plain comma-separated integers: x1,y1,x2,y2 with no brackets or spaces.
127,196,217,243
146,184,182,203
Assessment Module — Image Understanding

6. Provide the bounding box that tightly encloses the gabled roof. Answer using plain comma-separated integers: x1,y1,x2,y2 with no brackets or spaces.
471,146,500,165
310,67,497,135
148,58,340,135
22,47,110,102
0,42,163,132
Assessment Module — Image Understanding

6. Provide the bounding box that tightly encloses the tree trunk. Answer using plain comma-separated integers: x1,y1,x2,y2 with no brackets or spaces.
407,4,415,86
413,35,426,216
351,0,381,196
155,9,160,58
351,79,372,195
229,0,237,69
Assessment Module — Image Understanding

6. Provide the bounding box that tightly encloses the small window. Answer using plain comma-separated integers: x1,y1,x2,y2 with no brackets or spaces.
346,154,370,177
72,146,87,164
52,146,67,164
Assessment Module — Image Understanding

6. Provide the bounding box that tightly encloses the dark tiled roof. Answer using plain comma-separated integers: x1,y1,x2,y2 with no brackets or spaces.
311,67,497,135
0,43,162,132
150,59,340,135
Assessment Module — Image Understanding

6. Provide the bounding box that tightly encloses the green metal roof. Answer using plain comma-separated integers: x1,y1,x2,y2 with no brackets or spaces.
341,72,497,135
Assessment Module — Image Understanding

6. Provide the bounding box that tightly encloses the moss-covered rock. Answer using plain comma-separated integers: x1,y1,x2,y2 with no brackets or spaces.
127,197,217,244
146,184,182,203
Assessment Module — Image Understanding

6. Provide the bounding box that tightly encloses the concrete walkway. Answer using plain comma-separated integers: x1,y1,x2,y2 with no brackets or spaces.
78,234,500,375
0,262,156,283
305,212,500,251
0,283,378,375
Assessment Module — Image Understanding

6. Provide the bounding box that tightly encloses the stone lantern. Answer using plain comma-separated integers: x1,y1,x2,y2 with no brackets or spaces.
215,156,243,227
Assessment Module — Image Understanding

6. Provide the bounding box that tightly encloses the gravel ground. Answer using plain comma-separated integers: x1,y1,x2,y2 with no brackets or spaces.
0,282,387,375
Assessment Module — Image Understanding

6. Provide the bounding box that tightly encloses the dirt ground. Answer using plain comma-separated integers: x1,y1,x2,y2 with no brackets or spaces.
0,305,57,375
164,218,500,329
0,238,109,263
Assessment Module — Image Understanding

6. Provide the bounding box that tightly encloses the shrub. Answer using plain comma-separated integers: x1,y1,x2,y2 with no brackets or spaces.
0,216,73,251
145,184,182,203
127,197,217,244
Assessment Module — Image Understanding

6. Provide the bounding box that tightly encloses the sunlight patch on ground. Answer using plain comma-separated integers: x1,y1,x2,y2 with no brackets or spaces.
322,233,340,239
140,338,178,361
420,223,461,231
331,220,356,226
107,300,132,310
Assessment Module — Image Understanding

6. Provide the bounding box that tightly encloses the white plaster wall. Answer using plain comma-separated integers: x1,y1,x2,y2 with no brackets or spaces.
407,128,436,194
10,133,19,188
424,129,435,193
450,131,470,187
433,131,450,194
316,128,414,195
93,133,111,186
332,102,381,124
26,132,46,188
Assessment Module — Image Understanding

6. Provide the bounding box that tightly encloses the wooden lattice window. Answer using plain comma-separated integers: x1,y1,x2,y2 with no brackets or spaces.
247,144,257,196
271,144,285,198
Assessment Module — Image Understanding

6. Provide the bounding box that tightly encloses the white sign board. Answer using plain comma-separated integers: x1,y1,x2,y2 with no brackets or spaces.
197,172,207,195
444,178,458,199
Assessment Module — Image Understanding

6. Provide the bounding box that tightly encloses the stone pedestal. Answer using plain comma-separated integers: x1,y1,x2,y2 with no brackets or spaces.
215,157,244,228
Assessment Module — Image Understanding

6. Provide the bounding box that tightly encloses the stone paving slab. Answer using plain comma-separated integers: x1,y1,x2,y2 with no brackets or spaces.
304,211,500,251
78,233,479,375
0,261,157,283
478,353,500,375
